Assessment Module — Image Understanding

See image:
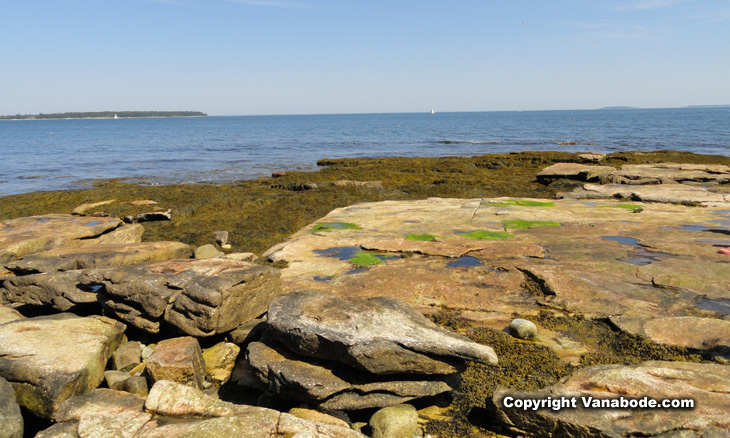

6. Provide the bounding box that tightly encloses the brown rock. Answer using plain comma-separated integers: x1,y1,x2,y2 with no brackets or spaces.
147,337,207,389
0,214,122,264
112,341,142,372
0,304,25,324
536,163,615,183
332,180,384,189
71,200,116,216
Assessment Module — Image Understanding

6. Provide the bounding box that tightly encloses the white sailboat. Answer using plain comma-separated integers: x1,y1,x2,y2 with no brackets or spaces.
113,114,119,119
430,109,435,114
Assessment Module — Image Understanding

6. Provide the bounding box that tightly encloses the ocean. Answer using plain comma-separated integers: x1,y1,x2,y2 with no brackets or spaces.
1,107,728,196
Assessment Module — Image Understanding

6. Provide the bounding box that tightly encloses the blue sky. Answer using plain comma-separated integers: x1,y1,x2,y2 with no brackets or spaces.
1,0,729,115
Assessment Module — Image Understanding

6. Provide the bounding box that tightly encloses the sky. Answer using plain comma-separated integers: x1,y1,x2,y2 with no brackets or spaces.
1,0,729,115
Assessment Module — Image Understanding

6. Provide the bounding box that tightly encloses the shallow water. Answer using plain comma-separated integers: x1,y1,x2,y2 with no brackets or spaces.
2,107,729,196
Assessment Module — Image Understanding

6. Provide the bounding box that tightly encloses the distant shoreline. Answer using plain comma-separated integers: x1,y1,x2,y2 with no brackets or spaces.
0,111,207,121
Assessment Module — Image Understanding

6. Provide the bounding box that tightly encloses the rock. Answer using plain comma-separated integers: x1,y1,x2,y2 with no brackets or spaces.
141,344,155,360
493,361,730,437
223,252,258,262
194,243,224,259
4,258,282,336
272,171,287,178
0,214,122,264
4,241,192,275
124,376,148,398
130,200,157,206
610,163,730,185
369,404,419,438
227,317,267,345
213,230,229,246
611,315,730,351
147,336,207,389
71,200,116,216
202,342,240,384
103,370,130,389
0,377,23,438
112,341,142,372
0,313,125,419
578,153,606,162
289,407,350,429
536,163,615,183
267,291,498,375
92,223,144,245
559,183,729,204
508,318,538,340
0,304,24,324
247,339,451,410
134,209,172,223
332,180,384,189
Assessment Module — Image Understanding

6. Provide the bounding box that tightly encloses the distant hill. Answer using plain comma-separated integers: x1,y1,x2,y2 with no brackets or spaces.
0,111,207,120
683,105,730,109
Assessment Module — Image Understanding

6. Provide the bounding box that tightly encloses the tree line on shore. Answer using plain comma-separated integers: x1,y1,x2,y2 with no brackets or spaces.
0,111,207,120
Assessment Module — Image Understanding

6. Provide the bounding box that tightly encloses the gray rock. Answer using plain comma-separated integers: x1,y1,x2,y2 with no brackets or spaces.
4,241,193,275
508,318,538,340
147,337,207,390
493,361,730,437
213,230,229,246
124,376,149,398
113,341,142,372
267,291,498,375
103,370,131,390
227,317,267,345
369,404,419,438
246,340,452,410
0,376,23,438
0,313,125,419
194,244,224,259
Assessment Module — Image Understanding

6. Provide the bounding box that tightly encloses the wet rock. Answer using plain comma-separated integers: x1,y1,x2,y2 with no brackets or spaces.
71,199,116,216
213,230,229,246
369,404,419,438
0,376,23,438
0,313,125,419
0,304,24,324
112,341,142,372
493,361,730,437
4,241,192,275
536,163,615,183
508,318,538,340
0,214,123,264
246,339,451,410
267,291,498,375
147,336,206,389
194,243,224,259
202,342,240,384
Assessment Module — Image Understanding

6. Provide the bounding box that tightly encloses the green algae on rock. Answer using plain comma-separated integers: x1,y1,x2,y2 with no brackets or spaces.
405,233,438,241
311,222,362,232
501,219,561,229
487,199,555,207
461,230,512,240
349,252,388,267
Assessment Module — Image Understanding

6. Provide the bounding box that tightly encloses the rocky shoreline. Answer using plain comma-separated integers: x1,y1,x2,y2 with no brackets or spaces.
1,151,730,437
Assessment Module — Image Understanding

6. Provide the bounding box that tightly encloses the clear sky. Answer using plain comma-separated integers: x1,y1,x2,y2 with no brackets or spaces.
2,0,729,115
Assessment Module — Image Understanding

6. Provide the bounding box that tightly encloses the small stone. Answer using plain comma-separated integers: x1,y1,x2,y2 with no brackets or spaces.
509,318,538,340
124,376,149,397
202,342,240,383
194,244,224,259
221,244,232,250
223,252,258,262
369,404,419,438
141,344,155,360
104,370,131,390
146,336,207,389
113,341,142,372
272,171,286,178
213,231,229,246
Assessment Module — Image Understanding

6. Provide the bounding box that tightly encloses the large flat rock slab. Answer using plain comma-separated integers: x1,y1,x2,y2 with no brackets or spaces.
559,183,730,204
4,241,193,274
264,197,730,357
0,215,123,263
0,313,125,419
493,361,730,437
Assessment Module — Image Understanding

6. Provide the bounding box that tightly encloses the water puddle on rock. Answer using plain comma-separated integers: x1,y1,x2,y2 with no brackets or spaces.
314,246,361,260
601,236,673,266
446,256,482,268
697,298,730,316
313,275,334,283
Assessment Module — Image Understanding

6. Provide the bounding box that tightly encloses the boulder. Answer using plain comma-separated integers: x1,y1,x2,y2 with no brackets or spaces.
0,377,23,438
610,315,730,351
4,241,192,275
610,163,730,185
493,361,730,437
0,313,125,419
0,214,123,263
558,183,729,204
3,258,281,336
267,291,498,375
508,318,538,340
0,304,24,324
213,230,229,246
147,337,206,389
247,339,451,410
71,200,116,216
202,342,240,384
194,243,224,259
92,223,144,245
369,404,419,438
112,341,142,372
289,407,350,429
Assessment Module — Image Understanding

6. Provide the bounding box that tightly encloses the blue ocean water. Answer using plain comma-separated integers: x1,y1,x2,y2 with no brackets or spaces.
1,108,728,196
